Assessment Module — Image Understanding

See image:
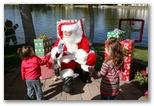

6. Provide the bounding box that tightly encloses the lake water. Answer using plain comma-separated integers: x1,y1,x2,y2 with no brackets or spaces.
4,5,148,47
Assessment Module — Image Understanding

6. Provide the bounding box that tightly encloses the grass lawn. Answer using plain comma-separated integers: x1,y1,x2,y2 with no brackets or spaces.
93,43,148,62
4,43,148,72
133,47,148,62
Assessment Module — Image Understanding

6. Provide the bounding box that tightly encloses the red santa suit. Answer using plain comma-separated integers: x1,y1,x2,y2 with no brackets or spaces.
51,20,96,79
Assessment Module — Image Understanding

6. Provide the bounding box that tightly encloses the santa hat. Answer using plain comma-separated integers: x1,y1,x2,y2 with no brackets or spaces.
61,23,78,32
57,19,85,40
58,22,75,39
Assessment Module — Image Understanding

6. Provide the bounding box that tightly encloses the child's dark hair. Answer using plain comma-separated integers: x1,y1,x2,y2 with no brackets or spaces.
17,46,34,60
106,37,124,69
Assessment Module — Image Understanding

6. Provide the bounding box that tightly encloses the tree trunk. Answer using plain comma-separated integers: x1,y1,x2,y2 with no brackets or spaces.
19,4,36,46
88,4,94,45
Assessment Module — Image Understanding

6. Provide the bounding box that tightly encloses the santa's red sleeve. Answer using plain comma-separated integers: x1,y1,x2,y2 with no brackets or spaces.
78,35,90,52
75,35,90,65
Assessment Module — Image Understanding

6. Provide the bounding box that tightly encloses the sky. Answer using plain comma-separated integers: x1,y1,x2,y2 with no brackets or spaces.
1,0,153,105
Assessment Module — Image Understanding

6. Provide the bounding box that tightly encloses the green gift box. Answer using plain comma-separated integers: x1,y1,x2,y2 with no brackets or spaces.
107,30,126,40
34,37,52,56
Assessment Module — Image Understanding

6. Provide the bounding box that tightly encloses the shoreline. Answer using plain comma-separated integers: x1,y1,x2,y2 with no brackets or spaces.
4,4,148,9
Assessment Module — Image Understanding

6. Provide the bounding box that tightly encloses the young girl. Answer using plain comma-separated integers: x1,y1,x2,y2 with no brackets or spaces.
89,37,124,100
17,45,51,100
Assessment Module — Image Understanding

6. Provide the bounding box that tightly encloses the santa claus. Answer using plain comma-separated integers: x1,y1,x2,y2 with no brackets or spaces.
51,19,96,93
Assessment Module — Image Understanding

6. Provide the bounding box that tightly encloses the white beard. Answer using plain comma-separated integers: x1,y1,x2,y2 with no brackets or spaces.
63,32,78,54
63,32,75,44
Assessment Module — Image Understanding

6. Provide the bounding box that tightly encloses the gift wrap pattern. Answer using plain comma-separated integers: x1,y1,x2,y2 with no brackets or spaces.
34,38,52,56
120,39,135,81
104,39,135,81
107,30,126,40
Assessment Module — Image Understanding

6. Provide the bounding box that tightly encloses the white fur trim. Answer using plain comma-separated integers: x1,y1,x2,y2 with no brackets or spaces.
61,55,71,63
60,69,74,79
61,24,78,32
75,49,88,65
74,19,84,43
74,28,82,43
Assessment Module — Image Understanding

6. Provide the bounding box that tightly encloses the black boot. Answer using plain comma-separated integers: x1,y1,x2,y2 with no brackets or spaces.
63,77,74,94
82,71,92,83
75,67,92,83
74,67,83,79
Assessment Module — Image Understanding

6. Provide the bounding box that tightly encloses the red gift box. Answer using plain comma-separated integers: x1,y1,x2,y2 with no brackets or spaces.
124,62,131,70
104,39,135,81
120,70,130,81
120,74,130,81
39,56,55,80
120,39,135,50
120,39,135,81
124,56,131,62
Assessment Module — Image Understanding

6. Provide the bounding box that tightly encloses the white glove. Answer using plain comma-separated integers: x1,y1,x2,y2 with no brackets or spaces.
81,65,94,72
68,54,76,60
57,41,64,53
81,65,89,72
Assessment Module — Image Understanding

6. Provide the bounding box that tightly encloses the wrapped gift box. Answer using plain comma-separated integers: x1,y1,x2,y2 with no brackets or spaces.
121,39,134,50
107,29,126,40
120,39,135,81
34,37,52,56
120,39,135,59
124,62,131,70
39,56,55,80
104,39,135,81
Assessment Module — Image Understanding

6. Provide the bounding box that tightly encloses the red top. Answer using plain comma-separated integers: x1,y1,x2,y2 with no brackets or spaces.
21,54,50,80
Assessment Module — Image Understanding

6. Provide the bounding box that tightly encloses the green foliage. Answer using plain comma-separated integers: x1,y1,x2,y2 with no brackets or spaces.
4,44,24,71
135,71,148,85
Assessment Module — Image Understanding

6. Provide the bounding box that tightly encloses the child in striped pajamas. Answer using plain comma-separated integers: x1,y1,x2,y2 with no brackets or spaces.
89,37,124,100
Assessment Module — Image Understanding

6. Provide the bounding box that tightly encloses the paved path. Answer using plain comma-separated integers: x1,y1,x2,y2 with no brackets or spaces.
4,67,148,100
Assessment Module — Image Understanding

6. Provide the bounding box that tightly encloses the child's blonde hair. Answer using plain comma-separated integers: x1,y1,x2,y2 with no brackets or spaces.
17,46,34,60
106,37,124,69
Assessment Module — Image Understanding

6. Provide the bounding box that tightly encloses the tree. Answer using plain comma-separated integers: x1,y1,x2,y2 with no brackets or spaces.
88,4,94,45
19,4,36,46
